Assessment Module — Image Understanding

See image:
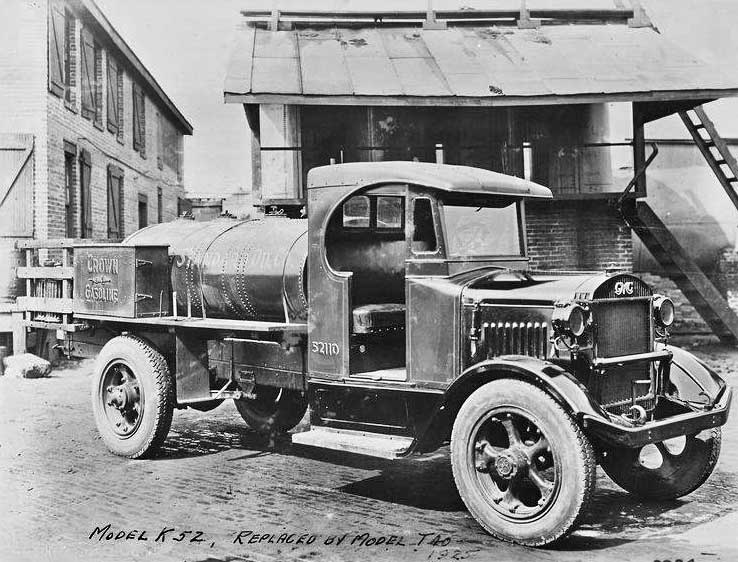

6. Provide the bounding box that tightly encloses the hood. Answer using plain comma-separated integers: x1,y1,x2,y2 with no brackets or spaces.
457,269,648,305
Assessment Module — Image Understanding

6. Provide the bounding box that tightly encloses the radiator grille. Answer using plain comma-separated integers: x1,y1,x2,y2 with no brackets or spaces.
591,297,654,412
592,300,651,358
480,321,549,359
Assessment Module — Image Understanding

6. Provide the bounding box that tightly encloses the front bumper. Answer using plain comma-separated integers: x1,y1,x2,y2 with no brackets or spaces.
580,385,732,448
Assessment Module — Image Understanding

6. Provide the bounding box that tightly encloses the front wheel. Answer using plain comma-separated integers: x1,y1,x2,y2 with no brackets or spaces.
235,385,307,433
91,335,174,459
600,429,721,500
450,379,596,546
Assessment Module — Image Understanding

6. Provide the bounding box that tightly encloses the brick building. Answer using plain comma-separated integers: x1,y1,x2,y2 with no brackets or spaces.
0,0,192,337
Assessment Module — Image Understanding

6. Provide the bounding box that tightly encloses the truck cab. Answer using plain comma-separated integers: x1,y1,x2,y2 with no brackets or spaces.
307,161,547,384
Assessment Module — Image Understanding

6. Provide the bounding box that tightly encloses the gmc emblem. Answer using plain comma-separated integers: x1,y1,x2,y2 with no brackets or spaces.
614,281,634,296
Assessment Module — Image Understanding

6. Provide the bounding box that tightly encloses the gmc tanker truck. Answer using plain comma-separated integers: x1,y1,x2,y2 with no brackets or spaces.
59,162,731,546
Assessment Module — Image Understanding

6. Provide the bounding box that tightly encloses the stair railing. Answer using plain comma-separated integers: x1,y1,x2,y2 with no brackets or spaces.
616,142,659,209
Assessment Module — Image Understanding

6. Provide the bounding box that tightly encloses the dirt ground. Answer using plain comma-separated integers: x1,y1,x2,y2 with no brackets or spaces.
1,340,737,562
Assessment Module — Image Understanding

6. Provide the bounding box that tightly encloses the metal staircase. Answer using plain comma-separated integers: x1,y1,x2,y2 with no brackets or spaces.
617,107,738,343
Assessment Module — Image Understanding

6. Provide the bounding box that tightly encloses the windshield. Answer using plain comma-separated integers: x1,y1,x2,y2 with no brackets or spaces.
441,201,523,257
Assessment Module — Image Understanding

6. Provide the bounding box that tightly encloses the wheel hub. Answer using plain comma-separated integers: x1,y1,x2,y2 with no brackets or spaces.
494,448,529,480
107,383,139,412
101,363,143,437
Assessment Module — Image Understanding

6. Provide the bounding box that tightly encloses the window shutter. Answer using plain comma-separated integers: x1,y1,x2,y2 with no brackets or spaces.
132,84,146,157
107,57,119,134
48,1,65,97
80,29,95,119
132,84,140,151
94,48,103,129
157,112,163,169
80,149,92,238
139,89,146,157
107,165,123,239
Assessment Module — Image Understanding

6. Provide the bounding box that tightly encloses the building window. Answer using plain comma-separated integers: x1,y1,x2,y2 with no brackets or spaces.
132,84,146,157
80,28,102,128
79,149,92,238
157,187,163,223
138,193,148,229
107,56,123,140
107,165,124,239
64,142,77,238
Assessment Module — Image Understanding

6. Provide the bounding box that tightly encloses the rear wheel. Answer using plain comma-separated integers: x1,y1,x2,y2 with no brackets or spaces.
600,429,721,500
450,379,596,546
91,335,174,459
235,385,307,433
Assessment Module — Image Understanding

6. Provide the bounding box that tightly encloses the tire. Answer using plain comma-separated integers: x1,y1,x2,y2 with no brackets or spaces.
600,428,721,500
91,335,174,459
450,379,596,546
235,385,307,433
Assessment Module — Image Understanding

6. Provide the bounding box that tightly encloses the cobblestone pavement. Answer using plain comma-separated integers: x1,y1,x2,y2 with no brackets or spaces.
1,343,737,562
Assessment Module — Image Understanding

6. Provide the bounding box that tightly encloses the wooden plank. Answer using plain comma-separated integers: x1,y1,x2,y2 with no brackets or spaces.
16,267,74,280
223,24,256,94
16,297,74,314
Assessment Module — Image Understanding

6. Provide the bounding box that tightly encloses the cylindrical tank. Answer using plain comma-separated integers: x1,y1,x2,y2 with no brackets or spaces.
124,216,308,322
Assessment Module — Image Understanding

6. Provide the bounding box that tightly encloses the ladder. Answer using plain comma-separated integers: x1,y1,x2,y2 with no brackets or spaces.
620,199,738,344
680,106,738,211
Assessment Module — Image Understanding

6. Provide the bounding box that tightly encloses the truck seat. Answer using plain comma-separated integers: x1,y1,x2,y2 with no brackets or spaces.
352,303,406,334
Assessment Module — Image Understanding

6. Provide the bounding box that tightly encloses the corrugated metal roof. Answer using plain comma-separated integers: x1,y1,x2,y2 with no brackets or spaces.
224,21,738,106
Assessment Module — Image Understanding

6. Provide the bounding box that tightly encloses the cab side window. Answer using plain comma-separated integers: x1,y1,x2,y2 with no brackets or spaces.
343,195,370,228
376,196,403,229
412,197,437,253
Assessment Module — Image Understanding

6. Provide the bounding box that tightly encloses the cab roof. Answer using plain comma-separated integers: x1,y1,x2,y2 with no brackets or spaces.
307,162,552,199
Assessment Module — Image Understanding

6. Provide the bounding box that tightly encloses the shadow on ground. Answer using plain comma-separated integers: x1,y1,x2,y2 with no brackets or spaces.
153,413,737,547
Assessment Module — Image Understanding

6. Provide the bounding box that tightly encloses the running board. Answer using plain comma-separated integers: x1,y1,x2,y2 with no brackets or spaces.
291,427,414,459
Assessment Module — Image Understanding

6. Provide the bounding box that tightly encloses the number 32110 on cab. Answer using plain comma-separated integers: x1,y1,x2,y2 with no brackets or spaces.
62,162,732,547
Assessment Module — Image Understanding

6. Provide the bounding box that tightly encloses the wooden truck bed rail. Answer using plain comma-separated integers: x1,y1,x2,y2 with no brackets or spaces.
13,239,111,352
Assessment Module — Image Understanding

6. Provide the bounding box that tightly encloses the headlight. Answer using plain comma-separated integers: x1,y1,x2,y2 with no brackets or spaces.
654,295,675,327
552,303,589,337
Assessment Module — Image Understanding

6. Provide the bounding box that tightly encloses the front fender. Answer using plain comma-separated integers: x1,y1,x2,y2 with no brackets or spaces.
664,344,728,405
446,355,607,419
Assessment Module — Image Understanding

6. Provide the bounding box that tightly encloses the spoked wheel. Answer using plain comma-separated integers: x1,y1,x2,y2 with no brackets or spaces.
451,379,596,546
235,385,307,433
600,428,721,500
91,335,174,459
